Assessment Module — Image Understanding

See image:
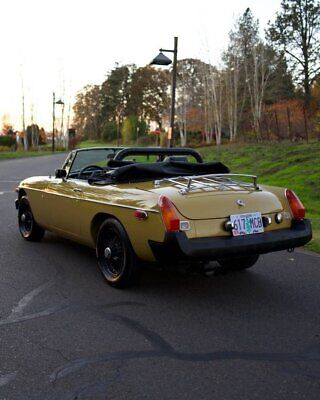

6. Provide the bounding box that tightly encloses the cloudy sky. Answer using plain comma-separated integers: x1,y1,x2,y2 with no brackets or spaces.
0,0,281,131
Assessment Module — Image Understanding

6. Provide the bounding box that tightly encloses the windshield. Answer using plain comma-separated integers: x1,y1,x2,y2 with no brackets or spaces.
68,149,116,178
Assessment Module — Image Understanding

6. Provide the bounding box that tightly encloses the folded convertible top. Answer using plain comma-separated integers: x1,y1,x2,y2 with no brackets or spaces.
88,160,230,185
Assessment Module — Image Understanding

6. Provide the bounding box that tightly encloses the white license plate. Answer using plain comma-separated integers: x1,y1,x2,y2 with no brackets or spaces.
230,212,264,236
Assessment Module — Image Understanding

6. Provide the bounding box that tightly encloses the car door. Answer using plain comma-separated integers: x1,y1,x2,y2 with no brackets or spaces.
45,148,117,239
45,177,84,238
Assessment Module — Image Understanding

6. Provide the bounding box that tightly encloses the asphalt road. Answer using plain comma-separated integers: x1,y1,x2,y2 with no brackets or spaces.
0,154,319,400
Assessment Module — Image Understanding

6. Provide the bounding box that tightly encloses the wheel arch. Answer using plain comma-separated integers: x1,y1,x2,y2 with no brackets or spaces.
91,212,121,245
18,188,27,200
16,189,28,210
90,209,163,263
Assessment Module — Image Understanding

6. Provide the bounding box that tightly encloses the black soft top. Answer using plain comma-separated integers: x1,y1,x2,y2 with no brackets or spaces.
88,160,230,185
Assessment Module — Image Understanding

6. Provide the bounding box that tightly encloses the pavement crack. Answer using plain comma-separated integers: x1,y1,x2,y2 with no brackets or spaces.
49,313,320,383
102,313,174,353
49,350,164,382
38,342,71,363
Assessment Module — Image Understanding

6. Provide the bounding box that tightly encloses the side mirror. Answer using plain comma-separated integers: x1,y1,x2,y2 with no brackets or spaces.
55,169,67,179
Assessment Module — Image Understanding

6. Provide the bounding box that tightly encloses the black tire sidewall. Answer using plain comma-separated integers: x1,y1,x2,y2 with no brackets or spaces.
96,218,137,288
18,196,44,241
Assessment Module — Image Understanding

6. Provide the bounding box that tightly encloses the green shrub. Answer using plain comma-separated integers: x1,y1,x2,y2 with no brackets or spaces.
122,116,148,144
102,121,118,141
137,135,157,146
0,135,16,147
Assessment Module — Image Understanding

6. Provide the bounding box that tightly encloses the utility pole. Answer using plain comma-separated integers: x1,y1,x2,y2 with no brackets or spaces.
52,92,55,152
169,36,178,148
66,98,71,150
20,68,27,151
60,101,65,145
22,92,26,150
150,37,178,147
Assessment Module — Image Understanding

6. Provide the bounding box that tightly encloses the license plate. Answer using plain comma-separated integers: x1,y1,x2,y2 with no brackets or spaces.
230,212,264,236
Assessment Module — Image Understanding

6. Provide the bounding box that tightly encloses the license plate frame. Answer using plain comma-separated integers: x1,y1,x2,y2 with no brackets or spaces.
230,212,264,236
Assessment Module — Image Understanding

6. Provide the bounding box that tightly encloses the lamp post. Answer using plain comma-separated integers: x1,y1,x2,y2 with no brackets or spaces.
151,36,178,148
52,92,64,152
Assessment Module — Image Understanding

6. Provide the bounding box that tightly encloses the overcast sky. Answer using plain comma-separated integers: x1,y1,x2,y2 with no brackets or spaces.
0,0,282,131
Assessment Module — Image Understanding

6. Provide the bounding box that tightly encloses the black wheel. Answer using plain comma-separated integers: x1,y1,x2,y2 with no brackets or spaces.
18,196,45,241
96,219,138,288
217,254,259,271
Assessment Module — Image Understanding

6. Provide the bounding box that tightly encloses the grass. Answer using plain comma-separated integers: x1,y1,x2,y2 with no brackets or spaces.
0,150,65,160
77,139,118,148
199,141,320,253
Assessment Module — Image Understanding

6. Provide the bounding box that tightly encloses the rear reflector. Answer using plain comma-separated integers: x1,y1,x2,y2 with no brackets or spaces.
134,210,148,220
158,195,180,232
285,189,305,220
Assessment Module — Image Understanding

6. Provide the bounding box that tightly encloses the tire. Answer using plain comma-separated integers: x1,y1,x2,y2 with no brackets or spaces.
96,218,138,288
18,196,45,241
217,254,259,271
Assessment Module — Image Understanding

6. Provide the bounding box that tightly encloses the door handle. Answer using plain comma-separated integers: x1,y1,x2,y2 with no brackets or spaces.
73,188,83,193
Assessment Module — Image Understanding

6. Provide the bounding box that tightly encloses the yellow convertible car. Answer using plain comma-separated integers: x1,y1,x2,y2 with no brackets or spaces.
15,147,312,288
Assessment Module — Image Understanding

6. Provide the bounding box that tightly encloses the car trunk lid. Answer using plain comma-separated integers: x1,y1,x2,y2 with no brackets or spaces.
137,182,283,219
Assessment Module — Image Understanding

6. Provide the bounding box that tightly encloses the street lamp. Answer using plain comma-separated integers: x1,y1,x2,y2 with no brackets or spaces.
52,92,64,152
151,36,178,148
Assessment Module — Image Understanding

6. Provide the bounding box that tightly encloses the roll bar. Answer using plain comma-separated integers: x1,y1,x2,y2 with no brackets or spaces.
113,147,203,163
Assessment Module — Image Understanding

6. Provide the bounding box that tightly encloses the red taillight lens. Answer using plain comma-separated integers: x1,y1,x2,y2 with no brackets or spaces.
158,195,180,232
285,189,305,220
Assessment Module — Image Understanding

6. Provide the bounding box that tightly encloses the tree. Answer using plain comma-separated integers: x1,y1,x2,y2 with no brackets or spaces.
121,115,148,144
264,54,296,103
223,8,261,139
102,121,118,142
224,8,277,139
198,62,225,145
73,85,103,139
101,64,134,122
26,124,40,147
176,59,207,146
268,0,320,108
223,50,240,142
129,66,169,125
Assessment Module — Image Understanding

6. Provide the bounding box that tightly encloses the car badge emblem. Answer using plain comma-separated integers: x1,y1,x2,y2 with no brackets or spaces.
237,199,245,207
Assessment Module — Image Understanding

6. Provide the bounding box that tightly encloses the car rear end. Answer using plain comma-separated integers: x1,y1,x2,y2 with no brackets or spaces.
141,175,312,262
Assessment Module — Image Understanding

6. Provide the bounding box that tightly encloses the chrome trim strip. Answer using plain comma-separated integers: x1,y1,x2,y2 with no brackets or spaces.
22,187,159,214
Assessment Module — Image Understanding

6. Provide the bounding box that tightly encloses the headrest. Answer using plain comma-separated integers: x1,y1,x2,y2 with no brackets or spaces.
163,156,189,163
107,159,136,168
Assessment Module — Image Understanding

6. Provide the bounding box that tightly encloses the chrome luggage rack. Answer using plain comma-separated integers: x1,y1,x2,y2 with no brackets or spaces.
154,174,260,195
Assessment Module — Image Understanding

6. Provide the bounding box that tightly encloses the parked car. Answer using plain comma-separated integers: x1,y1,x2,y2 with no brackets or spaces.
15,147,312,288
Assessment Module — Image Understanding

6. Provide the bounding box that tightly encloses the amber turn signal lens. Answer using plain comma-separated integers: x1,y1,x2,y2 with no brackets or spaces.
158,195,180,232
285,189,305,220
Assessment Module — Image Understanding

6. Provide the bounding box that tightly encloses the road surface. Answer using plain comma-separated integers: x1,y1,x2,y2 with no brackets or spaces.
0,154,319,400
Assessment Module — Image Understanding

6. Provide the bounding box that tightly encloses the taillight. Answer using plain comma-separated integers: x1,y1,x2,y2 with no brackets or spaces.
158,195,180,232
285,189,305,220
